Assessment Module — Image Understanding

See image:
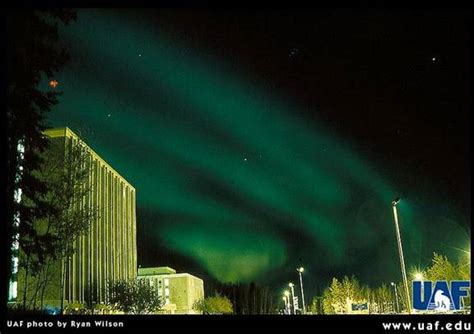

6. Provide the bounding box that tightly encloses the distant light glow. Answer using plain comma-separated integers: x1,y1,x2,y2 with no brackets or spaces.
11,238,19,251
414,272,424,281
13,188,22,203
8,281,17,300
9,140,24,301
12,257,18,274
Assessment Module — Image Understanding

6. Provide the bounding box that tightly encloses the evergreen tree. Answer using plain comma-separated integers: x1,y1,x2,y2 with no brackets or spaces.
108,279,163,314
6,9,76,304
193,293,233,315
425,252,460,282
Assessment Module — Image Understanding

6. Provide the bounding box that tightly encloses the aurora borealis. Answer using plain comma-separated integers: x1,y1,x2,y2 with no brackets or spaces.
46,9,469,295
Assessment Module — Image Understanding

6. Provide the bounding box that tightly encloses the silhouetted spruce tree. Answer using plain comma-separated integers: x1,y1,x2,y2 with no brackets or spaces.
248,282,256,314
108,279,164,314
6,9,76,307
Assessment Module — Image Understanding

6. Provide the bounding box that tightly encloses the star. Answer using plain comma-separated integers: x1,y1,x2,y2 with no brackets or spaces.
289,48,299,58
107,113,111,118
432,57,437,62
138,53,142,57
243,157,248,162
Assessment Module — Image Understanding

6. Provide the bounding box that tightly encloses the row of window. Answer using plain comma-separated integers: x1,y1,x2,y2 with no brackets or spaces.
145,277,171,304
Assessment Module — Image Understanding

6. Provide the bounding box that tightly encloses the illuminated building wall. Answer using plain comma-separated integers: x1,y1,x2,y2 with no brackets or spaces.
138,267,204,314
16,127,137,308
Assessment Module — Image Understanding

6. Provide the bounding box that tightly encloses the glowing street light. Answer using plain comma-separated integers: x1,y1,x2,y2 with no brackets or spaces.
283,290,290,314
297,267,306,314
282,296,287,314
391,282,400,313
288,283,296,314
392,197,401,206
391,197,411,314
414,272,424,281
411,270,425,314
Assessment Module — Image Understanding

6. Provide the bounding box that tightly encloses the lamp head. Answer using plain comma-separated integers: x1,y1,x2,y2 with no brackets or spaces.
414,272,424,281
289,283,294,288
392,197,401,206
297,267,304,273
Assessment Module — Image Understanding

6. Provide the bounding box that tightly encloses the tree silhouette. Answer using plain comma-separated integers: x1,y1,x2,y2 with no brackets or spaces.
108,279,163,314
6,9,76,304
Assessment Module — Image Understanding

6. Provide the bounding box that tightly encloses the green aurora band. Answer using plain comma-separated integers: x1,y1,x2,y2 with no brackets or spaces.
46,10,469,285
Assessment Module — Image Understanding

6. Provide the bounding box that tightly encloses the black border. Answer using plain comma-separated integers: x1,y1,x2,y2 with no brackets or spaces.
2,314,473,331
2,1,472,332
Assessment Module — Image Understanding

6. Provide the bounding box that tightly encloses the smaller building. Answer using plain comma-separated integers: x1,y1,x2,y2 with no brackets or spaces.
138,267,204,314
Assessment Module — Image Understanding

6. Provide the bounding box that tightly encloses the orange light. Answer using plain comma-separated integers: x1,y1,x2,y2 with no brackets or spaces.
49,80,58,88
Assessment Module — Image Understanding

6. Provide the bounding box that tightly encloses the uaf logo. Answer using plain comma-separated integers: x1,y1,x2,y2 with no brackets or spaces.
413,280,470,311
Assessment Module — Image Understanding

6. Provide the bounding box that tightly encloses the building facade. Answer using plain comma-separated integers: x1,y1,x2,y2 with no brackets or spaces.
138,267,204,314
15,127,137,309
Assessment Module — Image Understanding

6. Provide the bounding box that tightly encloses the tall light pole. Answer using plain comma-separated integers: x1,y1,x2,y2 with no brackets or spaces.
297,267,306,314
392,197,411,313
283,290,290,314
288,283,296,314
391,282,399,313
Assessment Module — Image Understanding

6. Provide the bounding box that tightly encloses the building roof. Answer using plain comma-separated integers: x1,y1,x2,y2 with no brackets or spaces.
138,268,204,282
138,267,177,276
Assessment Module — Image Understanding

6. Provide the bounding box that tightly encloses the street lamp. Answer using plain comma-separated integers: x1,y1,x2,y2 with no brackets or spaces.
391,197,411,314
288,283,296,314
297,267,306,314
414,272,424,281
391,282,399,313
412,271,425,314
282,296,288,314
283,290,290,314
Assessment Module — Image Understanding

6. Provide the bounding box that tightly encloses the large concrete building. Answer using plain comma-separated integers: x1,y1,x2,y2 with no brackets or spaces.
138,267,204,314
14,127,137,309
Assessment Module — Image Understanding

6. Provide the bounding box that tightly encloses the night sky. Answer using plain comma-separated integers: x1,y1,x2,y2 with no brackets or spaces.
46,9,469,298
